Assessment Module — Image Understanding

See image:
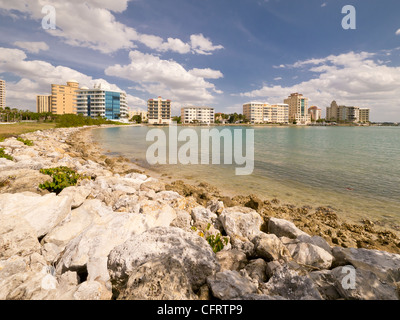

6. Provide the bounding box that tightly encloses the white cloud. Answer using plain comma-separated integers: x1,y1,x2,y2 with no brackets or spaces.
105,50,223,108
396,29,400,36
13,41,49,53
321,3,327,8
190,34,224,55
0,1,222,55
0,47,145,110
274,77,282,81
240,51,400,120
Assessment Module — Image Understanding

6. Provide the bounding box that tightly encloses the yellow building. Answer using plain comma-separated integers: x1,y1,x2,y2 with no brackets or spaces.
0,79,5,109
359,108,370,123
51,80,79,114
284,93,311,125
243,102,288,124
243,102,267,124
36,95,52,113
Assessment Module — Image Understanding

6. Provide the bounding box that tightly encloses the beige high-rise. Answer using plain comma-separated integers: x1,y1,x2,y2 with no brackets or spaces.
51,80,79,114
148,97,171,125
36,95,52,113
284,93,311,125
0,79,5,109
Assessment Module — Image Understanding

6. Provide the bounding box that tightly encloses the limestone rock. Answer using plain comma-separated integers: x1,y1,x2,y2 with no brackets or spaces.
245,259,268,283
252,233,291,262
73,281,112,300
191,206,218,224
216,249,247,272
207,270,258,300
58,186,91,209
286,242,333,269
0,168,52,195
108,227,220,292
268,217,309,239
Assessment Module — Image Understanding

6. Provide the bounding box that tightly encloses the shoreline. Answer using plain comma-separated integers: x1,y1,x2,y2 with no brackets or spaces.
82,125,400,253
1,124,400,301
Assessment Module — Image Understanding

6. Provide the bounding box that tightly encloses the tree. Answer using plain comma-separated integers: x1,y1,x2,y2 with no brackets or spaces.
172,116,181,124
130,115,142,123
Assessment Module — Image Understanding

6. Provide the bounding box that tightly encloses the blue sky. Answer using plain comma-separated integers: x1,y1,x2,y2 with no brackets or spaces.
1,0,400,121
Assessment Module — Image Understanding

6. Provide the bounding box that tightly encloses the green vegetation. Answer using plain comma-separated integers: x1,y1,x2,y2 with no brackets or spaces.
172,116,181,124
130,115,142,124
39,166,90,194
0,148,13,161
0,122,57,140
17,137,34,146
191,223,229,253
55,114,120,128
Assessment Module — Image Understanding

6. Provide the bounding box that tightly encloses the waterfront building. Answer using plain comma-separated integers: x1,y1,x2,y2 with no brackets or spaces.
36,95,52,113
148,97,171,125
243,102,289,124
51,80,79,114
181,106,215,124
326,101,370,123
0,79,5,109
284,93,311,125
308,106,322,122
129,109,148,122
76,84,128,120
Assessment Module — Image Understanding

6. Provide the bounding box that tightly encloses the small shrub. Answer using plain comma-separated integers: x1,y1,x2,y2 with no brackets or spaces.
39,166,90,194
0,148,13,161
206,233,229,253
17,137,34,146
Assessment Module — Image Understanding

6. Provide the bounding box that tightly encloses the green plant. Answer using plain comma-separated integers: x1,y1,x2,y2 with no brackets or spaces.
39,166,90,194
17,137,34,146
0,148,13,161
206,233,229,253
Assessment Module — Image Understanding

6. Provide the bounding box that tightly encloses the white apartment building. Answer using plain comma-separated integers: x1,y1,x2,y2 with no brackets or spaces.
243,102,288,124
0,79,5,109
181,106,215,124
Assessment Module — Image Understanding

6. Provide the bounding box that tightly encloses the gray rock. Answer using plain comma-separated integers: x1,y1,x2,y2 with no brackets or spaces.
170,210,192,231
108,227,220,292
216,249,248,272
332,247,400,283
191,206,218,224
310,270,341,300
268,217,309,239
252,233,292,262
285,242,333,269
245,259,268,283
117,255,197,300
73,281,112,300
297,234,332,254
207,270,258,300
262,265,323,300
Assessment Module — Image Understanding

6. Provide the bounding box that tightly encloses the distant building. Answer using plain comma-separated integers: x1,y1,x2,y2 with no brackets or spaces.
129,109,148,122
326,101,370,123
181,106,215,124
0,79,5,109
148,97,171,125
308,106,322,122
284,93,311,125
76,84,128,120
215,113,227,124
36,95,52,113
51,80,80,114
243,102,288,124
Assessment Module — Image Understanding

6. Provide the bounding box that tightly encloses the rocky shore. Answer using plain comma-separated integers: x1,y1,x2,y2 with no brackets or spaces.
0,125,400,300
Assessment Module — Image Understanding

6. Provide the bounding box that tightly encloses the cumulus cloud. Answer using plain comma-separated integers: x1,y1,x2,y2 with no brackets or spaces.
240,51,400,120
13,41,49,53
0,1,223,55
0,47,145,110
105,50,223,108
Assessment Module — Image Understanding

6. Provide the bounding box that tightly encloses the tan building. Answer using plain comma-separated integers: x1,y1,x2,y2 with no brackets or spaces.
267,104,289,124
129,109,148,122
36,95,52,113
51,80,79,114
284,93,311,125
308,106,322,122
359,108,370,123
148,97,171,125
0,79,5,109
181,106,215,124
243,102,288,124
243,102,267,124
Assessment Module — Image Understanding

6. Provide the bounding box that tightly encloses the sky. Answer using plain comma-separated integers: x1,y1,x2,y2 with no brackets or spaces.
1,0,400,121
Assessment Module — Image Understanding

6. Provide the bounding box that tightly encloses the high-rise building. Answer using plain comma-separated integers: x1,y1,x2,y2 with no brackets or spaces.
0,79,5,109
326,101,370,123
359,108,370,123
308,106,322,122
36,95,52,113
76,85,128,120
181,107,215,124
243,102,289,124
284,93,311,125
148,97,171,125
51,80,79,114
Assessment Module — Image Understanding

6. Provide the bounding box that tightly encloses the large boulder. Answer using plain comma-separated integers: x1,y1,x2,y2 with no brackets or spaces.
332,247,400,283
219,206,263,242
58,186,91,209
117,255,197,300
108,227,220,293
0,192,72,238
0,168,52,195
252,233,291,262
284,241,333,269
207,270,258,300
216,249,248,272
268,217,309,239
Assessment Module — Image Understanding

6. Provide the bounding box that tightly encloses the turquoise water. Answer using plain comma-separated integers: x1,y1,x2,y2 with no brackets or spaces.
91,126,400,232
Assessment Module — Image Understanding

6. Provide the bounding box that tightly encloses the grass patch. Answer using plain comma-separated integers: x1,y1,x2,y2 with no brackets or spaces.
17,137,34,146
55,114,122,128
0,148,13,161
39,166,91,194
0,122,56,140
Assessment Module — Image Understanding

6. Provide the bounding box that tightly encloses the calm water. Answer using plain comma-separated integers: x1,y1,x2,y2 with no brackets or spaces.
91,125,400,232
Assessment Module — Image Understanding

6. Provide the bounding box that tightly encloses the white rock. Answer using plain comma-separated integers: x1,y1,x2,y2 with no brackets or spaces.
268,217,309,239
286,242,333,269
252,233,292,262
58,186,91,209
